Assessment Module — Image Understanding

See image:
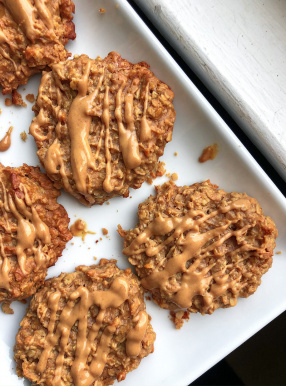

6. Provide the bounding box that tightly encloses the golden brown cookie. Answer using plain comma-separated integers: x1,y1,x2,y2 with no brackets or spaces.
14,259,156,386
120,181,278,328
0,163,72,306
29,52,175,206
0,0,76,97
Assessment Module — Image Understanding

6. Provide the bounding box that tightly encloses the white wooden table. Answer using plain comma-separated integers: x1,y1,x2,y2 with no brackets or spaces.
135,0,286,180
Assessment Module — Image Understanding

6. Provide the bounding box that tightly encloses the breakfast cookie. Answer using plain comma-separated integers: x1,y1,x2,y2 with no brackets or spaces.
120,181,278,328
14,259,156,386
0,0,76,97
29,52,175,206
0,163,72,307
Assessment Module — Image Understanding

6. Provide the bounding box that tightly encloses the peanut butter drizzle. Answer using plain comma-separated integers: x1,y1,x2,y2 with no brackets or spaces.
102,86,113,193
44,139,72,193
55,89,64,137
0,179,51,288
0,235,10,290
0,29,18,71
30,72,54,141
0,30,8,44
37,277,136,386
34,0,53,30
0,0,53,42
30,73,74,194
0,126,13,152
67,62,103,194
140,83,152,142
123,198,258,310
0,181,11,289
115,85,141,171
0,179,12,251
0,45,17,71
1,0,37,41
126,310,148,357
70,219,95,241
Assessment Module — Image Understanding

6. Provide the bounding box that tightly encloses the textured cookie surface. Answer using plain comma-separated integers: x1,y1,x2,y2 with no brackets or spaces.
121,181,278,328
14,260,156,386
0,0,76,96
29,52,175,205
0,163,72,305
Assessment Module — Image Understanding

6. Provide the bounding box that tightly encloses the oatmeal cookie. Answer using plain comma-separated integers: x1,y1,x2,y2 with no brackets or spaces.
120,181,278,328
14,259,156,386
29,52,175,206
0,163,72,305
0,0,76,97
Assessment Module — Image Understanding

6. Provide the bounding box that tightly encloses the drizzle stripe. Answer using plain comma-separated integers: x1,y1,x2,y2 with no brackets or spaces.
67,63,103,194
140,83,152,141
0,178,51,288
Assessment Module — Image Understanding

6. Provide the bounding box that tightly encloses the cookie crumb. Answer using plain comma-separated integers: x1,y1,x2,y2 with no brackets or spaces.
102,228,108,235
20,131,27,142
157,161,166,177
147,162,166,185
276,251,282,255
174,152,178,156
12,90,27,106
1,302,14,314
5,98,12,106
93,256,97,260
147,177,153,185
99,8,105,13
25,93,35,103
199,143,219,163
171,173,178,181
117,224,126,238
170,310,190,329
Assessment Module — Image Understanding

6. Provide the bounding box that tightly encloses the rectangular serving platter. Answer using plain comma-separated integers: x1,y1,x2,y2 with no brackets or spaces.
0,1,286,385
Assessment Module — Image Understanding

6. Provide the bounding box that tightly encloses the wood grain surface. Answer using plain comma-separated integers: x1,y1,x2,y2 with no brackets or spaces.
135,0,286,180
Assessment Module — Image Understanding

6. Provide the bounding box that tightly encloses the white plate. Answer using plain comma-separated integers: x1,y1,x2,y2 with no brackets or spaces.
0,1,286,386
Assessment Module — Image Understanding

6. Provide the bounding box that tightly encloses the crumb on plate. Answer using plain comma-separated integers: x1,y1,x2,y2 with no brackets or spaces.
25,94,35,103
198,143,219,163
20,131,27,142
